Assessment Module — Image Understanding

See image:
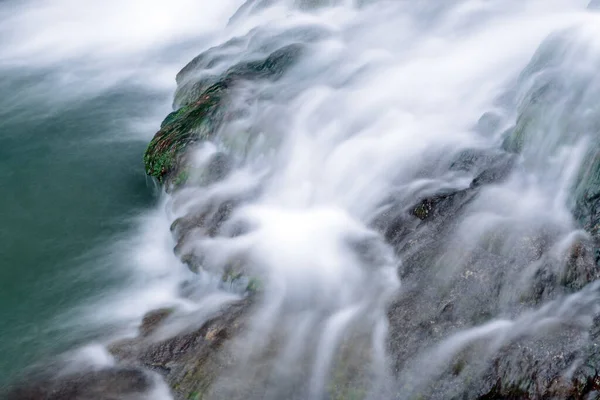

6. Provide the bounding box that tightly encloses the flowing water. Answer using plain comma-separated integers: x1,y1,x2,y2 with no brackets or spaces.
0,0,243,387
2,0,600,399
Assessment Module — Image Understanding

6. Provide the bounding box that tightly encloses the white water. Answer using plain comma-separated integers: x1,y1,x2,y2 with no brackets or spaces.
164,0,600,398
4,0,600,398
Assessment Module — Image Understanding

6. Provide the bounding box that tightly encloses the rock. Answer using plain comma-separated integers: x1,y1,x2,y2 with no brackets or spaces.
573,154,600,234
139,308,175,338
475,111,505,136
143,80,228,183
144,43,305,184
176,25,322,88
174,43,305,109
4,367,157,400
499,28,600,265
406,149,514,223
410,188,472,222
109,300,251,400
475,324,600,399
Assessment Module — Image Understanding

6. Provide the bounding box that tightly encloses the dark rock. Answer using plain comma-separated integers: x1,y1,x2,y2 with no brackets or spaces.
4,367,156,400
410,188,473,222
474,319,600,400
109,300,251,400
407,150,514,223
176,25,324,86
175,42,305,109
139,308,175,338
203,152,233,185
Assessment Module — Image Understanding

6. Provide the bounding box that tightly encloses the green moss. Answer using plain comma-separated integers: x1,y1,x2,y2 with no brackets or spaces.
187,391,202,400
173,169,190,188
226,43,304,82
143,80,229,182
414,203,430,220
222,269,244,283
161,105,191,128
246,277,263,293
145,44,306,184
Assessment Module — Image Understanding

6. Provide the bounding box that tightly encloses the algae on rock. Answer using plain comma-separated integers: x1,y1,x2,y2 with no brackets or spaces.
144,43,305,186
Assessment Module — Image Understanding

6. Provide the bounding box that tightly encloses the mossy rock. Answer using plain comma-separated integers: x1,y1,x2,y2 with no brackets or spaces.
413,200,434,220
143,81,229,182
145,44,305,184
175,43,305,108
172,169,190,189
225,43,304,82
246,277,263,294
161,105,192,129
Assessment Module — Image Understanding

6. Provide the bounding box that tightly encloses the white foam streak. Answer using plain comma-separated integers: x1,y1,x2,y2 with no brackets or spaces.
309,305,362,399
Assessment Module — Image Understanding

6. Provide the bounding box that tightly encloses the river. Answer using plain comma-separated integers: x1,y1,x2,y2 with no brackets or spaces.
1,1,599,399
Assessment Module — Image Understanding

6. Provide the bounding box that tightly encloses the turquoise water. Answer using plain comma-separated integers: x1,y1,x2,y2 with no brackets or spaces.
0,71,162,386
0,0,235,386
0,0,247,391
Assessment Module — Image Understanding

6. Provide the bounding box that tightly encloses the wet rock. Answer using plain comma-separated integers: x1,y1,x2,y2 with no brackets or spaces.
171,198,241,273
175,43,305,109
226,43,304,82
410,188,473,222
109,300,251,400
475,111,505,136
498,32,600,259
144,42,305,184
562,239,600,292
384,140,600,399
373,147,515,252
143,80,229,183
4,367,156,400
573,153,600,264
176,25,322,87
202,152,233,186
139,308,175,338
407,150,514,224
475,329,600,400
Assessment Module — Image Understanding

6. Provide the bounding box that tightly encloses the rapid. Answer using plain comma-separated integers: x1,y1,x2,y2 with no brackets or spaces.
2,0,600,399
